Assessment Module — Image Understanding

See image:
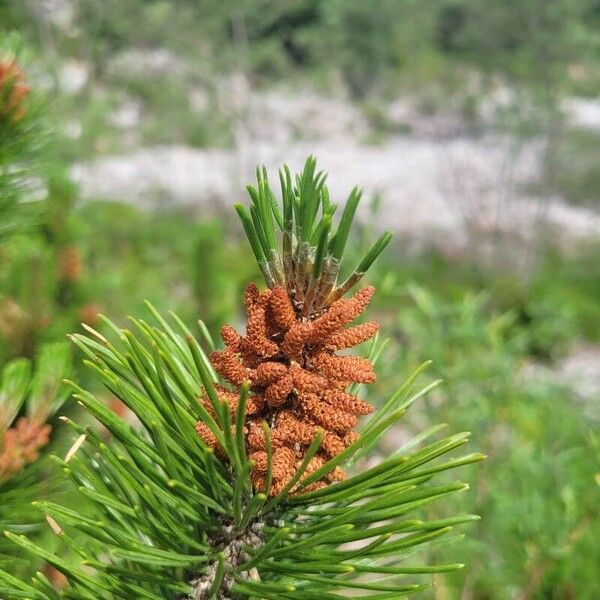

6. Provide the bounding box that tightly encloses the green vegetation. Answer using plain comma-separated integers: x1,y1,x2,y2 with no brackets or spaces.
384,285,599,598
2,183,599,596
0,2,599,597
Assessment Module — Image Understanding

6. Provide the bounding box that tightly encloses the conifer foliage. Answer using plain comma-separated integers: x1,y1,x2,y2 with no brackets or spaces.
0,32,44,241
0,342,70,571
0,158,483,599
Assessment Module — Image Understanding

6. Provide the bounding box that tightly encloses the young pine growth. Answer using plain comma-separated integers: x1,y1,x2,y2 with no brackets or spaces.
0,158,483,599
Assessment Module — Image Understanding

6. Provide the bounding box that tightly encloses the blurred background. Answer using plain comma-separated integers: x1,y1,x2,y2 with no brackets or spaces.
1,1,599,598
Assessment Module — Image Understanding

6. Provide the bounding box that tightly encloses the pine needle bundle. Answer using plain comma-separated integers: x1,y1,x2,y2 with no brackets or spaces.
0,158,482,599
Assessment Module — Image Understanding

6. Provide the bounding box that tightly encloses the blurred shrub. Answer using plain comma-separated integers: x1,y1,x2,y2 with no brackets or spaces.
542,127,600,207
436,0,594,81
0,165,89,362
192,220,242,333
532,247,600,343
307,0,407,97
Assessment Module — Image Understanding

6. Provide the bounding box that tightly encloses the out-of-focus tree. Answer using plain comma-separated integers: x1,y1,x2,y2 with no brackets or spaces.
0,32,94,365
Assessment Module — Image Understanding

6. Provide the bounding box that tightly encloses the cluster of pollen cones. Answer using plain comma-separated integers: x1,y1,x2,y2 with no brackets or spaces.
196,283,379,495
0,417,51,483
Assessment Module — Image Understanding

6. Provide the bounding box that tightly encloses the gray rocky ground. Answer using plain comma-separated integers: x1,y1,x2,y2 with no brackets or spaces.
72,88,600,261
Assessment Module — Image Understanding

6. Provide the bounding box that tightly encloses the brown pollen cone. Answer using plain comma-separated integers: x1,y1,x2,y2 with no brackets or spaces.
57,245,84,283
0,417,51,483
196,283,378,496
0,60,30,122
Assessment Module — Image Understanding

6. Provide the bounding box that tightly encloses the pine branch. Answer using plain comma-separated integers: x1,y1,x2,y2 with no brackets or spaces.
0,159,482,599
0,342,71,573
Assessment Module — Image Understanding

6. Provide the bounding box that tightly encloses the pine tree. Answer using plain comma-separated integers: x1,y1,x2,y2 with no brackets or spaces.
0,158,483,599
0,342,71,574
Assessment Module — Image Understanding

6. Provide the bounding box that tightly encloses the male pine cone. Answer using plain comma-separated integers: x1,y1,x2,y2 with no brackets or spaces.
196,283,379,495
